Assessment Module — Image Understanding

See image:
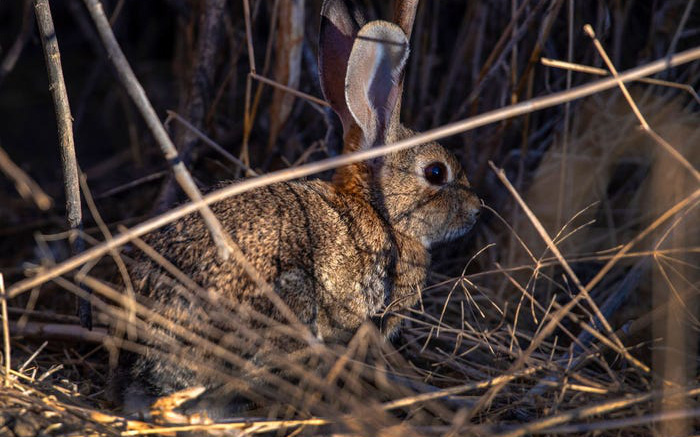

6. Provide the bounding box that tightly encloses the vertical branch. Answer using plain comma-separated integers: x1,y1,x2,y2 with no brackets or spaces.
82,0,234,261
0,274,10,387
34,0,91,328
157,0,227,211
393,0,419,40
390,0,418,130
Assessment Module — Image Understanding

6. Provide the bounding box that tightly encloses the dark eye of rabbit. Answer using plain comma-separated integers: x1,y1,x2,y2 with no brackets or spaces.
423,162,448,186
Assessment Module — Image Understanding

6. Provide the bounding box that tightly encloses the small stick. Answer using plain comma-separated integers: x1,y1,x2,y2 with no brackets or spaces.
165,111,257,176
34,0,81,230
157,0,227,210
0,144,53,210
250,72,329,108
393,0,419,40
0,0,34,85
491,386,700,437
96,170,168,199
33,0,91,328
381,366,539,411
540,57,700,104
584,24,700,183
242,0,257,74
391,0,419,130
18,340,48,373
1,274,10,387
82,0,234,261
8,321,108,344
120,417,330,436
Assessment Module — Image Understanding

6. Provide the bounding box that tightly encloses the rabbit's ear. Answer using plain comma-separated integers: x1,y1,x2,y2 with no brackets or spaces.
345,21,408,150
319,0,363,131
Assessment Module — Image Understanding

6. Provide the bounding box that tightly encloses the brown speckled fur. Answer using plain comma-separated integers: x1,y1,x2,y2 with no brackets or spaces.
125,0,481,408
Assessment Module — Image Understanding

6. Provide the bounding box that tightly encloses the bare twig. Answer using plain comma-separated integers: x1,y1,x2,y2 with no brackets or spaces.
242,0,257,74
540,407,700,435
1,274,10,387
33,0,89,328
0,143,53,210
0,0,34,85
81,0,234,261
7,45,700,299
156,0,226,211
381,366,539,411
665,0,696,61
391,0,419,129
165,110,257,176
491,386,700,437
540,58,700,104
250,72,329,108
9,322,108,343
96,170,168,199
120,418,330,436
18,340,48,373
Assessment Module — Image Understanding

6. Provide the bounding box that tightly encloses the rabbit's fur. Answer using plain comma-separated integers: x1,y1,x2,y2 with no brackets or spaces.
124,0,481,410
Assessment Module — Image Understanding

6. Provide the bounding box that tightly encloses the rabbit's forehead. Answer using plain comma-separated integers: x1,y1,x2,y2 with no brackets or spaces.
413,144,460,169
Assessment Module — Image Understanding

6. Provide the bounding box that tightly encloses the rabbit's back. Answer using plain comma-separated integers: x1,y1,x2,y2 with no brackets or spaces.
132,179,427,341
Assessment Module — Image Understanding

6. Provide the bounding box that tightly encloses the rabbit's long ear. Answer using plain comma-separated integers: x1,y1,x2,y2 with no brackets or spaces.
319,0,363,131
345,21,408,150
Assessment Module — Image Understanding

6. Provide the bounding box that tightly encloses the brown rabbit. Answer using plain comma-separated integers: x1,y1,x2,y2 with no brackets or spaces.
124,0,481,411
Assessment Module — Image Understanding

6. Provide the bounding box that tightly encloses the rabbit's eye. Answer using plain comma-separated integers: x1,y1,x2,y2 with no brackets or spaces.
423,162,448,186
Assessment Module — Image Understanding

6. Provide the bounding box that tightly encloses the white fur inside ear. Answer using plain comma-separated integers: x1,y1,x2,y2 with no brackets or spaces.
345,21,409,148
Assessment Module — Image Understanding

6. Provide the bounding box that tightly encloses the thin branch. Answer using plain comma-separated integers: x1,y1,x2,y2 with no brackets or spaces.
393,0,419,40
156,0,227,211
491,386,700,437
541,57,700,104
1,274,10,387
250,72,329,107
242,0,257,73
0,0,34,86
33,0,89,328
165,110,257,176
391,0,419,128
381,366,539,411
0,143,53,210
7,45,700,299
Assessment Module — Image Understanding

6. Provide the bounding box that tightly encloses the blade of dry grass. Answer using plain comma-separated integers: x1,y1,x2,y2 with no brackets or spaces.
165,110,257,176
491,386,700,437
1,274,10,387
0,143,53,211
540,58,700,104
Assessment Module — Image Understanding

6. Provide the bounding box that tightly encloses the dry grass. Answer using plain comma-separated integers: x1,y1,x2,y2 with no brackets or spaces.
0,1,698,435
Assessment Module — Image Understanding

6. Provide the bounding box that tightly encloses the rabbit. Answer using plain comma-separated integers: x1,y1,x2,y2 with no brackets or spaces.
123,0,481,413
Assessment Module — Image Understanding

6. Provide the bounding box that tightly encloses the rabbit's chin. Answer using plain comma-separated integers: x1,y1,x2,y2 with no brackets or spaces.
421,221,476,249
